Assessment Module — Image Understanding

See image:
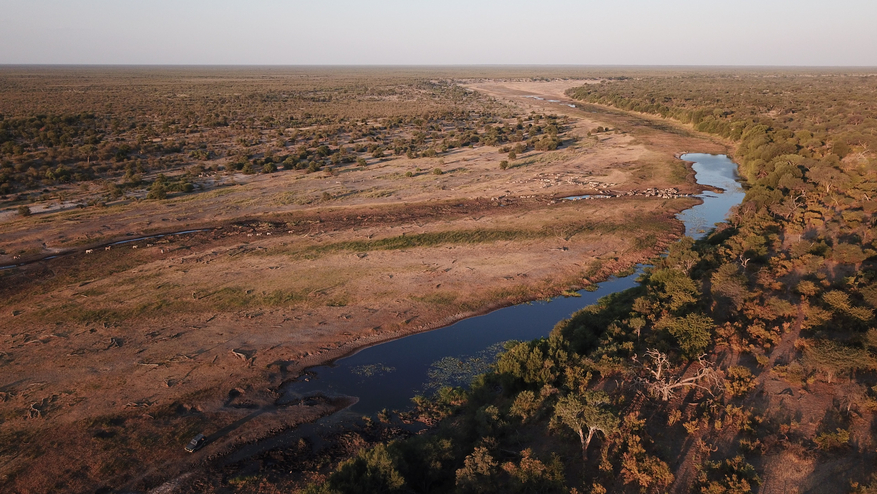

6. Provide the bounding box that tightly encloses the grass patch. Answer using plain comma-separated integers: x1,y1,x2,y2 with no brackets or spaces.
205,286,312,310
412,291,458,306
294,229,541,257
583,259,603,279
74,307,126,325
171,187,236,203
669,160,690,184
632,233,657,250
270,191,299,205
615,265,638,277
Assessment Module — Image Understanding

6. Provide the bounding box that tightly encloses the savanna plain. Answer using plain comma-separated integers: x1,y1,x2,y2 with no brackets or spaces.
1,67,876,493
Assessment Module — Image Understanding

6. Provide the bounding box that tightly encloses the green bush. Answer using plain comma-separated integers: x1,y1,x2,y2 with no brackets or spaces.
814,428,850,451
724,366,756,397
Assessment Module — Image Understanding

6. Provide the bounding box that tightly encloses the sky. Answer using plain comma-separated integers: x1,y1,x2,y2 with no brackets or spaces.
2,0,876,66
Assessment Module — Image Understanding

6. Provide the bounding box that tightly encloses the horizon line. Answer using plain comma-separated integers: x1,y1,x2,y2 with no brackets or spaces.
2,63,877,69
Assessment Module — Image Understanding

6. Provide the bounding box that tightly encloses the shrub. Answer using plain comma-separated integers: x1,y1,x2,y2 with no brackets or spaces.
433,168,443,175
17,205,31,217
319,443,406,493
724,366,756,397
814,428,850,451
146,182,167,200
694,455,761,494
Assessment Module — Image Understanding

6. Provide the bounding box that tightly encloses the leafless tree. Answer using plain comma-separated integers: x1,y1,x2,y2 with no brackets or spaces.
634,349,722,402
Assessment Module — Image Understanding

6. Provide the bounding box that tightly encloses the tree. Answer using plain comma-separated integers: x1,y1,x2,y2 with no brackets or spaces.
664,236,700,273
455,446,498,493
808,164,847,194
710,263,749,317
660,312,714,358
648,268,701,313
321,443,406,494
551,391,618,461
801,339,873,383
636,349,721,401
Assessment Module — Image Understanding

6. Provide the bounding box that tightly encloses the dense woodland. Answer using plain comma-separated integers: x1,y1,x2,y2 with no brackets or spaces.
296,72,877,493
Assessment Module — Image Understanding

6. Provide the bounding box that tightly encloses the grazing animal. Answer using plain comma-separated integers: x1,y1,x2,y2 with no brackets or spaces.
85,249,93,254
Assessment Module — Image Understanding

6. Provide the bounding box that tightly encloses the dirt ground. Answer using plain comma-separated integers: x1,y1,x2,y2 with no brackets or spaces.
0,81,730,492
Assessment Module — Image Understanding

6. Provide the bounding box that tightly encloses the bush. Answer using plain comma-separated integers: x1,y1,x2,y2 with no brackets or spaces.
499,161,509,170
17,205,31,217
433,168,443,175
694,455,761,494
724,366,756,397
146,182,167,200
317,443,406,494
814,428,850,450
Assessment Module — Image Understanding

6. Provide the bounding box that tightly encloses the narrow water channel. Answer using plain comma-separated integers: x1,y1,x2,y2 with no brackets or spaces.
281,153,745,416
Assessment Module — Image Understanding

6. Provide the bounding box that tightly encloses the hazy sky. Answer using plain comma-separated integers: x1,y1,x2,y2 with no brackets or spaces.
2,0,876,66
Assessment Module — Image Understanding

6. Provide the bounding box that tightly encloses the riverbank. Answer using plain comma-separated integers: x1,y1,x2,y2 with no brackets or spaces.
171,152,745,493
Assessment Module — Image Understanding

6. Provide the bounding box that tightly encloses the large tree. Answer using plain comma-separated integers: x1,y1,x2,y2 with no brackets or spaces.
551,391,618,461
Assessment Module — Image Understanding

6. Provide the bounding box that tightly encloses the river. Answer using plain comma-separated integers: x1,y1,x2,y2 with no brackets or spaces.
280,153,745,416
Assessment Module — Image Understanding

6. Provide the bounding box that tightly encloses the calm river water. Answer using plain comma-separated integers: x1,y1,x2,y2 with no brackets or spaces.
282,153,745,415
